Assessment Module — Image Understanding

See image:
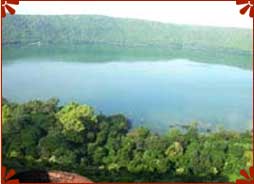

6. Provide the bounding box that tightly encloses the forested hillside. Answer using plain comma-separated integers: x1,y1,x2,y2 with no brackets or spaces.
3,15,252,54
3,99,252,182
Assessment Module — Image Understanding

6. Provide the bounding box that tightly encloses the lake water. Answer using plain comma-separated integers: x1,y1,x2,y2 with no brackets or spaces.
3,49,252,133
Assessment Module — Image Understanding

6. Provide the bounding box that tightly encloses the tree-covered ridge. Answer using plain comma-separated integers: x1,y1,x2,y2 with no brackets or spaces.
3,15,252,53
3,98,252,182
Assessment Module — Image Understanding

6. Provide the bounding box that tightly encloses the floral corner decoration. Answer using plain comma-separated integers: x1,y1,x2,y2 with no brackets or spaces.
1,166,19,184
1,0,19,18
236,0,254,17
236,166,254,184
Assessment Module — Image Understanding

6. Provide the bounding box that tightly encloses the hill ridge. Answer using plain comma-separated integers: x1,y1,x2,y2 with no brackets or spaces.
3,15,252,53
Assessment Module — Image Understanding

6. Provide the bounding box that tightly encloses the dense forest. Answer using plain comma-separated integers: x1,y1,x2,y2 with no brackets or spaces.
3,15,252,55
3,98,252,182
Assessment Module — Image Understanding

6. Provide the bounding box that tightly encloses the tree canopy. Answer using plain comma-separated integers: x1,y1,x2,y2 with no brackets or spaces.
2,98,252,182
3,15,251,54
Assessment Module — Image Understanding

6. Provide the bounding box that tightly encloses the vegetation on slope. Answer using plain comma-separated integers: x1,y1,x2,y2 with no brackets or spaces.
3,98,252,182
3,15,252,54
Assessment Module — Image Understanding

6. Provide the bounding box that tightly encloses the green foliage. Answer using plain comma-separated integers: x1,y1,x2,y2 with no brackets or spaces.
165,142,183,160
2,98,252,182
56,102,97,143
2,104,11,125
3,15,252,69
3,15,251,53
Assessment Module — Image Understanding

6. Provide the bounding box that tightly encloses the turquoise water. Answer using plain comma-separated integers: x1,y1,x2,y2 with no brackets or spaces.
3,57,252,133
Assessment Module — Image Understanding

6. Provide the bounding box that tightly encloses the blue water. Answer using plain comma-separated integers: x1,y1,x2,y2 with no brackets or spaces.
3,59,252,133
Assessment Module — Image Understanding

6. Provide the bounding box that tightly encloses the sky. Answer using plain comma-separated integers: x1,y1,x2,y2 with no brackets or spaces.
14,1,252,29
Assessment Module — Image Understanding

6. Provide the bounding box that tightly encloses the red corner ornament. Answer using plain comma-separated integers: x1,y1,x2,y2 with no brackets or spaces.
1,166,19,184
1,0,19,18
236,0,254,17
236,166,254,184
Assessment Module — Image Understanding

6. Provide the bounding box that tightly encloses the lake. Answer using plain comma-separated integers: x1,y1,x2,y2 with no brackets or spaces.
3,47,252,133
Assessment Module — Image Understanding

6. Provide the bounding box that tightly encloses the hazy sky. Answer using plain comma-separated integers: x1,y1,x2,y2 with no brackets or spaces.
14,1,252,29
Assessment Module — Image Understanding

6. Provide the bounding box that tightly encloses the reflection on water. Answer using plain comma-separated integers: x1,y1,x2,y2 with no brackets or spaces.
3,45,252,69
3,50,252,133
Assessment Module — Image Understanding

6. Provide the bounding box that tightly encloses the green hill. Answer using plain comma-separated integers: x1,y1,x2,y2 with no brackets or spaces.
2,15,252,54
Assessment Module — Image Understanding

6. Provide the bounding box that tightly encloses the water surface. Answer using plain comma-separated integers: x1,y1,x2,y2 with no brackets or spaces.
3,54,252,133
